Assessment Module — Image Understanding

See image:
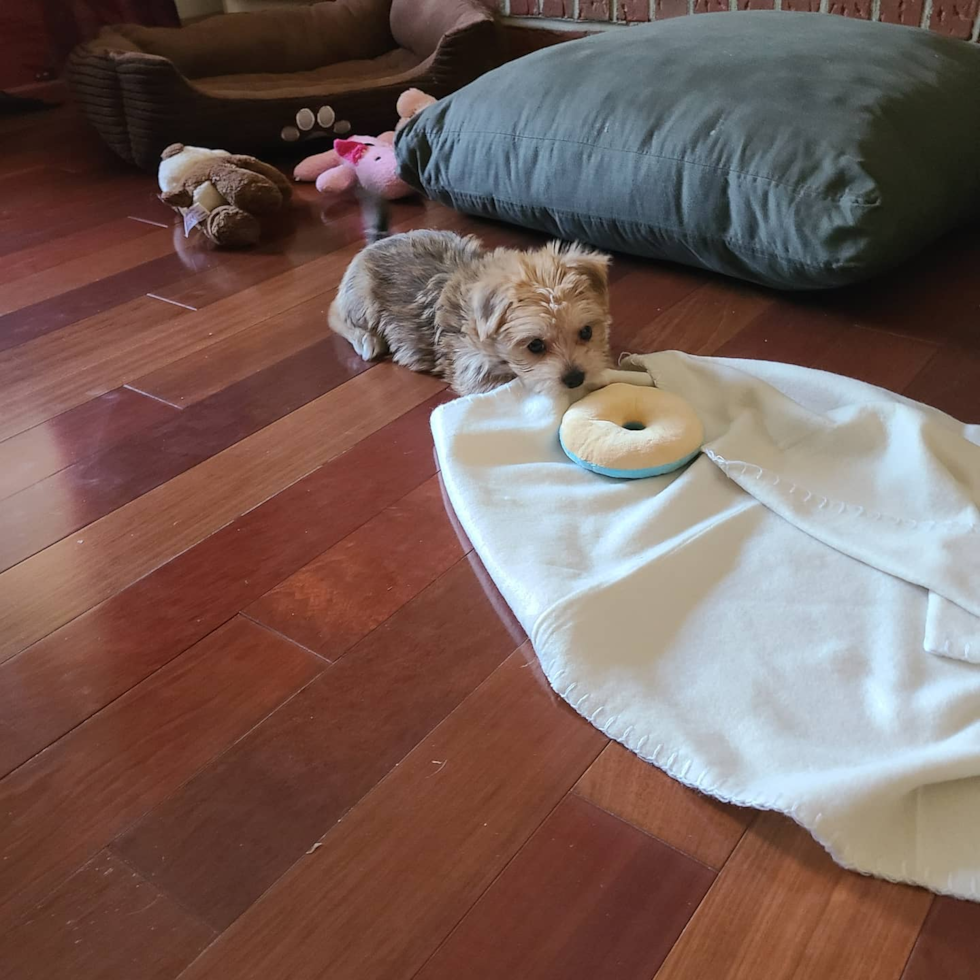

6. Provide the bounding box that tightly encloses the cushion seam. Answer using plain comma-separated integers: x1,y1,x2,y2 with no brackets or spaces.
446,190,870,272
431,129,881,209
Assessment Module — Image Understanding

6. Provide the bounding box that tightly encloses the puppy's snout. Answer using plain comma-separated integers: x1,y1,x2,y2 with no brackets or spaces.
562,368,586,389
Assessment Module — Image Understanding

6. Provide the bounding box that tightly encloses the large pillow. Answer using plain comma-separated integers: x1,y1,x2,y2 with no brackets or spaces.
396,12,980,290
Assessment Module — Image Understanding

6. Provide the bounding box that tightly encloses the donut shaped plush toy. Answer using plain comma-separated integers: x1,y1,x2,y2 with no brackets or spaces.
560,383,703,479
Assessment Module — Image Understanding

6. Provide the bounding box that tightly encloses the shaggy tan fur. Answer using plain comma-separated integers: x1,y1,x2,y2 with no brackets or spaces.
329,230,615,397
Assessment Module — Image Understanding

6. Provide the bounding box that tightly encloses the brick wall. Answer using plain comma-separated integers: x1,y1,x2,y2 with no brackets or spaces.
494,0,980,42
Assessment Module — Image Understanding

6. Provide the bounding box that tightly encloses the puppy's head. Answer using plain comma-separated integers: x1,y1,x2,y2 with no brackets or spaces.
469,242,613,395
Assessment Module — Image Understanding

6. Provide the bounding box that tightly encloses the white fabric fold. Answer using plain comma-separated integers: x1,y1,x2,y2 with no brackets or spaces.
432,351,980,900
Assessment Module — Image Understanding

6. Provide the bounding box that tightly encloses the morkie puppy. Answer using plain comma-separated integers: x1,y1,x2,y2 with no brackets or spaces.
328,227,616,397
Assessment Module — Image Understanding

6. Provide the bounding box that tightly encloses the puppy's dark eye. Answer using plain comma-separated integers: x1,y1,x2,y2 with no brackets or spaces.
527,339,546,355
579,325,593,341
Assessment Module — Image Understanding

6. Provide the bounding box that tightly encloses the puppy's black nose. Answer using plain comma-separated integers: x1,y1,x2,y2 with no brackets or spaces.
562,368,585,389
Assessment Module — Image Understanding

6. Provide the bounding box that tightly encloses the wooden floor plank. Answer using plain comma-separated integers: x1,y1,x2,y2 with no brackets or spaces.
622,279,776,357
0,396,446,778
6,97,978,980
0,366,444,663
653,813,932,980
809,325,938,393
0,616,322,926
0,226,174,317
113,554,522,930
175,651,606,980
0,216,159,287
0,388,178,501
2,850,215,980
0,335,368,571
714,298,847,365
900,896,980,980
246,475,468,660
130,292,342,407
821,229,980,351
0,294,190,440
0,206,465,441
902,345,980,422
609,263,705,358
416,794,715,980
0,251,351,441
0,177,170,257
573,741,753,870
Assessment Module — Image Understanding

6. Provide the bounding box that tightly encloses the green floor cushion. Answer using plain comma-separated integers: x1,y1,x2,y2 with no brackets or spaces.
396,12,980,290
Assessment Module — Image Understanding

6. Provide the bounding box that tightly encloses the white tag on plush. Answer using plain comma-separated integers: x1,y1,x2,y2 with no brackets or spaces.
183,204,209,237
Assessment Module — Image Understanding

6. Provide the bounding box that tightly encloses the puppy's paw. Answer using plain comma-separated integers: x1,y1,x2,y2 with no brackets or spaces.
352,332,387,361
595,367,655,388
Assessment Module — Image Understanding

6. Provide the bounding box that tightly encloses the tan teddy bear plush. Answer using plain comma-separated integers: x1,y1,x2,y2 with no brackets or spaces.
158,144,292,248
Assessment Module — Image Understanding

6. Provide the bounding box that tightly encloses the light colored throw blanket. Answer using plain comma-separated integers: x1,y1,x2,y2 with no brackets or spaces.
432,352,980,900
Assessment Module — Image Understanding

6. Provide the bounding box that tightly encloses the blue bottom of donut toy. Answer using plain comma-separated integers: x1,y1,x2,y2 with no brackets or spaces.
559,435,702,480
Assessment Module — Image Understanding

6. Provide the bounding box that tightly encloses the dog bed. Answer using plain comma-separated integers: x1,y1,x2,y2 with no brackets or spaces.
432,352,980,900
67,0,498,170
397,12,980,289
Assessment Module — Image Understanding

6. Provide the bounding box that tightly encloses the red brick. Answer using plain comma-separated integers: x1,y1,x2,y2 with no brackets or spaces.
694,0,729,10
737,0,775,8
657,0,690,17
929,0,980,38
541,0,574,15
509,0,538,14
878,0,924,22
579,0,611,16
781,0,820,10
827,0,872,14
617,0,651,19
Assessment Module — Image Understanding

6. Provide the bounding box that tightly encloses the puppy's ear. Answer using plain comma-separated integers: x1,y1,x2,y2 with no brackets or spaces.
564,245,611,293
470,279,512,341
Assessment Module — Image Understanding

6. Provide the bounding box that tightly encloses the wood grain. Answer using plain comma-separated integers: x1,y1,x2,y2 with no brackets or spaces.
0,366,444,662
809,325,938,393
176,651,606,980
0,205,467,440
0,177,170,257
0,396,447,777
0,253,342,441
653,813,932,980
129,292,341,406
415,793,715,980
4,98,978,980
2,850,215,980
0,387,178,501
247,475,468,660
626,279,776,357
0,227,174,317
574,741,753,870
0,616,322,925
0,334,368,571
609,263,705,357
903,346,980,423
114,555,523,930
901,897,980,980
714,298,847,365
0,294,189,440
0,216,159,287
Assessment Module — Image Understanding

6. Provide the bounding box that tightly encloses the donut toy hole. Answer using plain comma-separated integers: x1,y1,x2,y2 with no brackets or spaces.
622,421,646,431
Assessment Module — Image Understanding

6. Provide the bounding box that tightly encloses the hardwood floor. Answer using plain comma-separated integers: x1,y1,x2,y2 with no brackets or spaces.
2,99,979,980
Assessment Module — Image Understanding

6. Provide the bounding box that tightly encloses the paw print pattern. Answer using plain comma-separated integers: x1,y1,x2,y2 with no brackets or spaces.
280,105,351,143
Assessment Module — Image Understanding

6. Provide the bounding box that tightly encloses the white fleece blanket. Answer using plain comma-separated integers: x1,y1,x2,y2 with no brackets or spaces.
431,352,980,900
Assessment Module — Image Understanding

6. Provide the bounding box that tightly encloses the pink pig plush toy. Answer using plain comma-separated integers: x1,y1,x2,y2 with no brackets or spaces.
292,88,435,201
301,133,413,200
